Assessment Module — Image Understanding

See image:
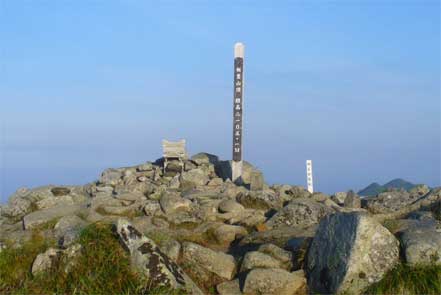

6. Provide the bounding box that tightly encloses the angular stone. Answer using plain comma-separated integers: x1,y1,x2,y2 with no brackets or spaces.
50,187,71,196
160,193,192,214
182,242,236,280
306,212,400,294
409,184,430,198
249,171,264,191
406,210,435,221
169,174,180,189
243,268,306,295
137,162,154,172
180,168,209,188
331,192,347,206
191,153,219,165
114,191,146,202
35,195,75,210
218,199,245,214
344,190,361,208
265,198,335,229
59,228,81,249
207,177,224,187
217,279,242,295
54,215,86,235
62,243,82,273
143,200,161,216
363,190,416,214
158,239,181,263
239,225,317,249
237,191,282,210
257,243,293,270
32,248,62,275
213,224,248,245
99,168,123,185
240,251,284,272
114,218,194,290
184,160,197,171
400,221,441,265
23,205,83,230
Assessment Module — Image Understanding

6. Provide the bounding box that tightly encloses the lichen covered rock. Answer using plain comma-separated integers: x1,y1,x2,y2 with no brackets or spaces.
306,212,399,294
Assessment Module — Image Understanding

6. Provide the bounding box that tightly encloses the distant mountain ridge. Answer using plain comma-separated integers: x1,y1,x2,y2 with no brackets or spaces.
358,178,416,196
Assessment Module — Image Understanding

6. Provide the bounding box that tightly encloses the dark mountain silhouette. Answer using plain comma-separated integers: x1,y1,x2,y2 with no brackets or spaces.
358,178,416,196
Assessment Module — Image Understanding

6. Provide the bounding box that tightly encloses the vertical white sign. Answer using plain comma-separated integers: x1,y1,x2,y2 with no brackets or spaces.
306,160,314,193
232,42,244,183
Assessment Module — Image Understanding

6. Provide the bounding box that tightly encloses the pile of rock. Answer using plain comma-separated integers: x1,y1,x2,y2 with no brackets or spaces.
0,152,440,295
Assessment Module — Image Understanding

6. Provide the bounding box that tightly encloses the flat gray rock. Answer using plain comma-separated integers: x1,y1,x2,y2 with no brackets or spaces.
23,204,83,230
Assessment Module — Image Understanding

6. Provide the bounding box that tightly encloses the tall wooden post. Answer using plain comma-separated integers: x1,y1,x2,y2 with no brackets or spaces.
232,42,244,183
306,160,314,193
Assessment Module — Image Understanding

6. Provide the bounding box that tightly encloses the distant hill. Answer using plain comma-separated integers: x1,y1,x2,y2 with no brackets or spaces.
358,178,416,196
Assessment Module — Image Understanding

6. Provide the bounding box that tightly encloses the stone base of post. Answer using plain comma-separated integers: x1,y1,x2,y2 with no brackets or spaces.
232,160,243,184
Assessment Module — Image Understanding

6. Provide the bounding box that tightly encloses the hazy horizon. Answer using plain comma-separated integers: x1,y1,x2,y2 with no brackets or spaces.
1,1,440,203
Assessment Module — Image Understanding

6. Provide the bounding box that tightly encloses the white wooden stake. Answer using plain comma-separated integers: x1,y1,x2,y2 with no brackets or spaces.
306,160,314,193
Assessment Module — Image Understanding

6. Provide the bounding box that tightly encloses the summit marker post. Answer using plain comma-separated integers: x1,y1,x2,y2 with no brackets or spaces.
306,160,314,193
232,42,244,183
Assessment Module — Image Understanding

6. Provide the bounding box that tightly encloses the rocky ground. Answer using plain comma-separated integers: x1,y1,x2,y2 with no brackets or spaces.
0,152,440,294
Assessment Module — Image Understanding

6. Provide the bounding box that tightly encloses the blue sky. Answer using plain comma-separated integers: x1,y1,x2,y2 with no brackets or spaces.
1,1,440,202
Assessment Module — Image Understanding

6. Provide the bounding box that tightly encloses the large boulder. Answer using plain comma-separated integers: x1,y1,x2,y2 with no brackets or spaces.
265,198,335,229
400,220,441,265
242,268,306,295
113,219,198,291
306,212,400,294
182,242,236,280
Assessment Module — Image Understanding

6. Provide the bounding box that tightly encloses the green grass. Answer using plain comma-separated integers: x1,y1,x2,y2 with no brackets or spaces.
364,263,441,295
0,222,186,294
0,232,53,293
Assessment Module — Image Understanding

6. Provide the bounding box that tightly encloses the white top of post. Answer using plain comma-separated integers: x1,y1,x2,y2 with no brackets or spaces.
234,42,245,58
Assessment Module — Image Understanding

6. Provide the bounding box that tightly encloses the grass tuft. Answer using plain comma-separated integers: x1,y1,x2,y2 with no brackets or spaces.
0,232,51,293
381,219,400,234
0,222,186,294
364,263,441,295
